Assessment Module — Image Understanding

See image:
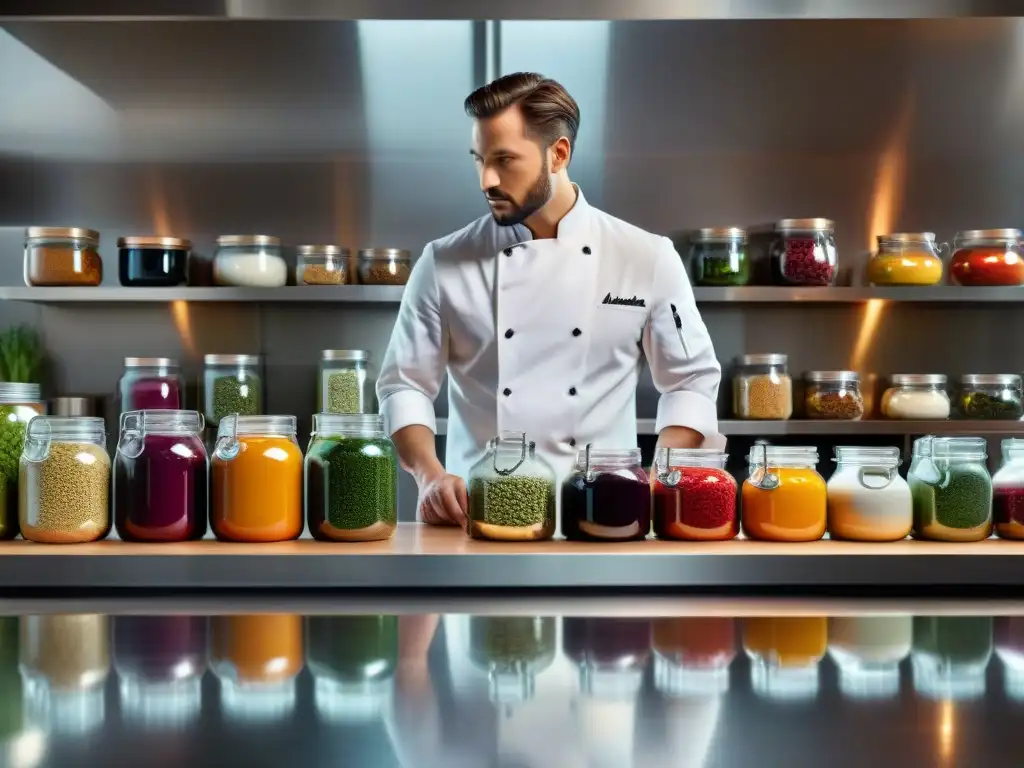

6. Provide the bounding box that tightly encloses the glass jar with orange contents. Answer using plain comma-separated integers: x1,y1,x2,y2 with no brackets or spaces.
950,228,1024,286
743,617,827,701
653,618,736,697
742,445,826,542
211,614,303,722
212,414,304,542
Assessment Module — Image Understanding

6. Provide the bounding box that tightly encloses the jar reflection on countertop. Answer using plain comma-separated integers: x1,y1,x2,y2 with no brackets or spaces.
743,617,827,701
0,383,45,541
690,227,750,286
24,227,102,287
561,447,650,542
118,236,190,287
653,618,736,697
912,616,993,701
771,218,837,286
828,615,912,700
867,232,945,286
950,229,1024,287
0,617,21,742
20,614,110,734
996,617,1024,700
742,445,826,542
469,616,556,706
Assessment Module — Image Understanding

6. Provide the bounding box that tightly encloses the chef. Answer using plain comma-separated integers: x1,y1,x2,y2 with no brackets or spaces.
376,72,722,526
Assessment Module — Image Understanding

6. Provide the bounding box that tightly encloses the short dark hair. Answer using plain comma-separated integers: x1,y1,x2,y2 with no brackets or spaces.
464,72,580,154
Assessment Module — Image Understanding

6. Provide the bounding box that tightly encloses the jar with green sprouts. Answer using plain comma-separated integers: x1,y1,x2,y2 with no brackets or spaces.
318,350,373,414
0,383,44,539
467,432,556,541
909,435,993,542
202,354,264,426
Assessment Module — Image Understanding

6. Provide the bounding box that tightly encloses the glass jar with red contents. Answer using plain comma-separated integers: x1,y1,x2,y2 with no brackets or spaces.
997,617,1024,700
561,445,650,541
950,229,1024,286
653,618,736,697
993,438,1024,540
652,448,738,541
771,218,838,286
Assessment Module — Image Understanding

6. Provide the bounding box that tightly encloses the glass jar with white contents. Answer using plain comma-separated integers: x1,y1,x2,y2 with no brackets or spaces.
213,235,287,288
827,446,912,542
881,374,950,420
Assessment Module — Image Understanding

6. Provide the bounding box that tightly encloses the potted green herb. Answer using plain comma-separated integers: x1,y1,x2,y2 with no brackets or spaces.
0,326,44,385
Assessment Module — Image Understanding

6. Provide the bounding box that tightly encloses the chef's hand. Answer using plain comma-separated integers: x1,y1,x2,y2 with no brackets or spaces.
417,470,468,527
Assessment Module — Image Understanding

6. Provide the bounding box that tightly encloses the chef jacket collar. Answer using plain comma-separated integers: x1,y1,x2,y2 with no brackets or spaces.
500,184,592,248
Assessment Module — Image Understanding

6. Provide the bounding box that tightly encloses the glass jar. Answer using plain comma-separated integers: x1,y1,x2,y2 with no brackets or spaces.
0,617,21,743
743,617,827,701
827,446,912,542
732,354,793,420
881,374,950,420
0,383,45,540
203,354,264,426
297,245,350,286
211,615,302,723
909,436,992,542
742,445,826,542
20,416,110,544
561,446,650,542
771,218,837,286
828,616,912,700
467,431,556,541
23,226,102,287
318,350,373,414
653,618,735,697
212,415,303,542
652,448,737,541
114,410,208,542
997,617,1024,700
118,357,184,414
950,228,1024,287
804,370,864,420
306,414,398,542
213,235,287,288
113,616,208,728
867,232,946,286
357,248,411,285
469,617,556,706
307,615,398,722
20,614,110,735
956,373,1023,420
992,438,1024,540
690,227,750,287
912,617,992,701
117,236,190,287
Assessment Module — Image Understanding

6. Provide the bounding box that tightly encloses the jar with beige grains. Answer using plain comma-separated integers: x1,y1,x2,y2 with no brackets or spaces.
357,248,411,285
297,245,350,285
733,354,793,420
24,227,103,286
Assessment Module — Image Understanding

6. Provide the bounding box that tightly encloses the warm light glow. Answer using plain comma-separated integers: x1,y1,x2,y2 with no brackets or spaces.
939,700,955,761
849,299,887,371
170,299,195,357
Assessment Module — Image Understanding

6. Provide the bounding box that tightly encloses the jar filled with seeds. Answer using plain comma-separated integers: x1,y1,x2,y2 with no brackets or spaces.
0,383,45,540
24,226,103,287
908,436,992,542
203,354,264,426
770,218,838,286
652,448,737,541
19,416,110,544
956,374,1023,420
733,354,793,420
318,350,373,414
356,248,411,285
118,357,184,414
467,431,556,541
306,414,398,542
297,245,350,286
469,617,556,705
804,371,865,420
690,227,750,287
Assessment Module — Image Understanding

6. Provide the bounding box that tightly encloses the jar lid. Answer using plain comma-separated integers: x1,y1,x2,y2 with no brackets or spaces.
877,232,936,244
124,357,178,368
27,415,106,440
204,354,262,366
297,244,349,257
321,350,369,362
123,409,203,435
961,373,1021,387
806,370,859,383
955,228,1022,242
833,446,901,465
891,374,947,386
738,353,788,366
50,396,94,416
25,226,99,244
775,218,834,233
216,234,281,248
0,382,42,403
358,248,410,260
693,227,747,242
574,447,642,471
229,415,296,436
746,445,818,462
912,435,987,459
117,236,191,250
312,413,384,435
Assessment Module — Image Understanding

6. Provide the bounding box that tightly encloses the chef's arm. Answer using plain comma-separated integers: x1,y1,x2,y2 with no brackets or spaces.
643,238,723,446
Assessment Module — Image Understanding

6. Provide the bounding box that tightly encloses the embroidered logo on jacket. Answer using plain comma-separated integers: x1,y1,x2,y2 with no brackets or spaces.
602,293,646,308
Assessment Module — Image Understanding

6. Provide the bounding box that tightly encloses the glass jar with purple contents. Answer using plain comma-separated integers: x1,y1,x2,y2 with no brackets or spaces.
118,357,184,414
771,218,838,286
564,618,652,698
114,409,208,542
561,446,650,541
113,616,208,728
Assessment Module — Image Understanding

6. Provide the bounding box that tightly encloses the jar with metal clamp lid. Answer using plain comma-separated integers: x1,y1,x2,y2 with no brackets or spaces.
827,446,912,542
742,444,826,542
908,436,992,542
561,445,650,542
652,448,737,541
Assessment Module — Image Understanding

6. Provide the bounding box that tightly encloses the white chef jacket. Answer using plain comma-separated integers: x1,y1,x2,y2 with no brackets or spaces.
376,187,721,484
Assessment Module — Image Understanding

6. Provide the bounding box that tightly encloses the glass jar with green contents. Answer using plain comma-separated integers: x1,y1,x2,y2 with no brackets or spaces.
306,413,397,542
690,227,750,286
319,350,373,414
469,616,556,705
912,616,993,700
202,354,264,426
0,617,22,745
909,436,992,542
956,374,1023,420
306,615,398,722
467,432,556,541
0,383,45,539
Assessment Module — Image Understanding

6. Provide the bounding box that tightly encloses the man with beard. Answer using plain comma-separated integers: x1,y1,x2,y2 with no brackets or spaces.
376,72,721,527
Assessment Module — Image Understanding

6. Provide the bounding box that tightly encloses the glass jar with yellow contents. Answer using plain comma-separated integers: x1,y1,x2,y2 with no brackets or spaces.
742,445,826,541
744,617,828,701
867,233,946,286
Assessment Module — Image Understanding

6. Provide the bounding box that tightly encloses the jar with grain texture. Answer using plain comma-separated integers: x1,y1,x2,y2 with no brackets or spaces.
318,350,373,414
357,248,411,285
24,227,102,287
733,354,793,420
909,436,992,542
805,371,864,420
297,245,350,285
203,354,264,426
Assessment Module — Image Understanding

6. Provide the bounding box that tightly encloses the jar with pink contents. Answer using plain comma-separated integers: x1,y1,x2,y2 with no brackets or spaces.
771,218,838,286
